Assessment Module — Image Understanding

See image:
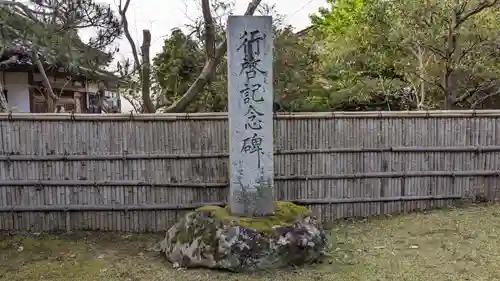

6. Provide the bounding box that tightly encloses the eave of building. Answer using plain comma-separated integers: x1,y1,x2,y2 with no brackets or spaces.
294,26,315,37
0,9,124,87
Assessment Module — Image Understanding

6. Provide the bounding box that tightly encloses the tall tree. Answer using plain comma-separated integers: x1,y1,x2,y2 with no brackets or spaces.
314,0,500,110
0,0,122,112
118,0,262,113
153,29,204,111
149,2,323,113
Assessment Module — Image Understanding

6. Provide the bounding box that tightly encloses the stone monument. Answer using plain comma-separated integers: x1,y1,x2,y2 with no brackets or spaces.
227,15,274,217
160,16,327,272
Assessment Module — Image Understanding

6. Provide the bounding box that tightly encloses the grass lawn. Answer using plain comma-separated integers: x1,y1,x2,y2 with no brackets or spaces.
2,204,500,281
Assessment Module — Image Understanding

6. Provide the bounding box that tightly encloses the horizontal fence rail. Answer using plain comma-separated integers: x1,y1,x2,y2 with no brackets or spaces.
0,111,500,232
2,146,500,161
2,110,500,120
0,196,464,213
1,170,500,187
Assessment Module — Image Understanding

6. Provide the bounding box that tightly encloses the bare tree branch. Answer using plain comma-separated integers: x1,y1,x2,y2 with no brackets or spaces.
471,88,500,109
117,0,261,113
440,0,500,108
456,39,482,65
122,90,142,112
0,47,8,112
455,78,499,105
118,0,141,77
202,0,216,58
456,0,500,28
163,0,262,113
118,0,156,112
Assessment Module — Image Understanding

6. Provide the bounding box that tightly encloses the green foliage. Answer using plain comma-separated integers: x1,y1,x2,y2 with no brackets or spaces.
152,29,205,110
151,24,323,112
314,0,500,110
147,0,500,113
0,1,121,73
273,27,325,112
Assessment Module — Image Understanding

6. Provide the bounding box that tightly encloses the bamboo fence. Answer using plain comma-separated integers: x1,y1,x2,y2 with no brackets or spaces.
0,110,499,232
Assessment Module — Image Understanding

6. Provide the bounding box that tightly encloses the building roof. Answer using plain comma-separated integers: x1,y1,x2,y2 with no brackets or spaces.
0,7,121,82
294,26,315,37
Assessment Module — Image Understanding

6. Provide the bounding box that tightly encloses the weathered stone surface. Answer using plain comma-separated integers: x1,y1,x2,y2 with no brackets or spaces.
160,201,328,272
227,15,275,217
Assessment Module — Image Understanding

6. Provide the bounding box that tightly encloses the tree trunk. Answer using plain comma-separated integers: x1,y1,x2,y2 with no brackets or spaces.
141,30,155,113
0,83,8,112
33,51,58,112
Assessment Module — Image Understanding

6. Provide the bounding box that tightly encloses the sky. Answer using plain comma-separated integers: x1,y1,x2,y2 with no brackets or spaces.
84,0,329,111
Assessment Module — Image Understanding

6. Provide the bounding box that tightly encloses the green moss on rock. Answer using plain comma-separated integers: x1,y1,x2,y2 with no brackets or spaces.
196,201,312,234
161,201,327,272
173,213,219,244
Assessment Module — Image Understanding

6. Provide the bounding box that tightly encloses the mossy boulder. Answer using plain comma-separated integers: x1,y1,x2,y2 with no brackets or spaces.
159,201,327,272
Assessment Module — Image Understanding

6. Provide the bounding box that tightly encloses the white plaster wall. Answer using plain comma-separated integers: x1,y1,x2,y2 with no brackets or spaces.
86,83,98,93
1,72,30,112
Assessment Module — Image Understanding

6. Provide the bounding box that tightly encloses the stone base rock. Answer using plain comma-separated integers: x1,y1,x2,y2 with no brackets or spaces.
160,201,327,272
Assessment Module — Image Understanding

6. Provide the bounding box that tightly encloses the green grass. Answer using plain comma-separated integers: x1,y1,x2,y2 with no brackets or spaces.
2,204,500,280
